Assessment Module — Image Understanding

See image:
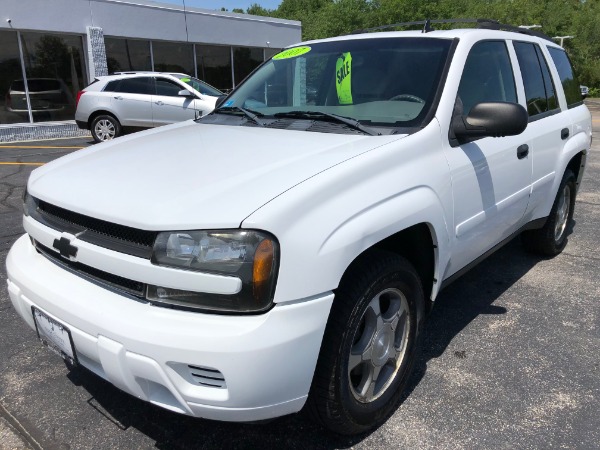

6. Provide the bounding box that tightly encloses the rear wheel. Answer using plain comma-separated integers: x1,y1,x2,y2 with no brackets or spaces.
521,169,576,256
306,250,423,435
91,114,121,142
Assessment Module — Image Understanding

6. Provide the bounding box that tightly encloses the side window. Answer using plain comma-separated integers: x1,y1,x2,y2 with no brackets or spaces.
514,42,558,118
155,79,186,97
113,77,153,95
535,46,558,111
548,47,583,108
457,41,517,116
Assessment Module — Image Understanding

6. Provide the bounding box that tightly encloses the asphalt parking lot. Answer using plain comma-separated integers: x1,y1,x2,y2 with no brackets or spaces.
1,108,599,449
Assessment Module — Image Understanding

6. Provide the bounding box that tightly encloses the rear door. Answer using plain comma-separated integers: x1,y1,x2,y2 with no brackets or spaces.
152,77,201,126
111,77,154,127
511,41,569,219
547,46,591,190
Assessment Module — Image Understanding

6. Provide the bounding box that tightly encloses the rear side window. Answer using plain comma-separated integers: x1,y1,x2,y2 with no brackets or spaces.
457,41,517,116
514,42,558,118
112,77,154,95
548,47,583,108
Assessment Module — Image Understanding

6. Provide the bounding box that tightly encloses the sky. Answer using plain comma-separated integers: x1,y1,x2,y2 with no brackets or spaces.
160,0,283,12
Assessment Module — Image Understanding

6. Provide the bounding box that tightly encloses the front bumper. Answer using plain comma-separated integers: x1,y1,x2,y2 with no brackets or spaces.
6,234,333,421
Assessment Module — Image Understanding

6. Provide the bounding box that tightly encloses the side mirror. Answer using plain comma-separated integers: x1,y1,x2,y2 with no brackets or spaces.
453,102,528,142
178,89,196,99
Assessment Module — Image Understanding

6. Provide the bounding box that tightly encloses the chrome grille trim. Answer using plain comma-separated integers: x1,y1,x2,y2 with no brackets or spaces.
31,197,157,259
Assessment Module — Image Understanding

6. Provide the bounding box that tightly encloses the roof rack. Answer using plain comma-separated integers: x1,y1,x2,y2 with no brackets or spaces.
350,18,553,42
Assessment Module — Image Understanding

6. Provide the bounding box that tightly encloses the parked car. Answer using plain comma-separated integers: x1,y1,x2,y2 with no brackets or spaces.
75,72,224,142
580,85,589,98
5,78,74,120
7,21,591,435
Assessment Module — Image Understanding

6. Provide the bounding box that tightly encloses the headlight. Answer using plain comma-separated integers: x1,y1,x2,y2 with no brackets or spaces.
149,230,279,313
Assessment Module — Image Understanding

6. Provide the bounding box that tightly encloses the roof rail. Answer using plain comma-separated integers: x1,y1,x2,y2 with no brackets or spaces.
350,18,553,42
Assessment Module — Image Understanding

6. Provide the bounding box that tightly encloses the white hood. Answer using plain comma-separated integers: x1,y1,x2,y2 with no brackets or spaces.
29,121,402,230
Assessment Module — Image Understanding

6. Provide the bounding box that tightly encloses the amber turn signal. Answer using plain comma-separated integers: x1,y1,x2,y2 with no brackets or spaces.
253,239,274,300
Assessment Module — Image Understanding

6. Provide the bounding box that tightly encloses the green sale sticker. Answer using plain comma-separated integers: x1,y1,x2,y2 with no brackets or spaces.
272,46,311,60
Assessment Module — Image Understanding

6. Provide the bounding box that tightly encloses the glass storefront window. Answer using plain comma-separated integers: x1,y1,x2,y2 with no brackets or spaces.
0,30,25,125
195,45,233,92
105,37,152,73
152,41,194,75
20,32,86,123
233,47,264,86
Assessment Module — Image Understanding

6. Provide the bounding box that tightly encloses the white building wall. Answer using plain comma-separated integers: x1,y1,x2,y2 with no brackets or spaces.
0,0,302,48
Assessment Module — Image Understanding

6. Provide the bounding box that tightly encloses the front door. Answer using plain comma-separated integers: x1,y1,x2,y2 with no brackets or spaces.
443,40,532,276
152,78,201,126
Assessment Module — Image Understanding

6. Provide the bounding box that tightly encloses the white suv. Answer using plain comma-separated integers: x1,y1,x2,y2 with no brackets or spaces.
75,72,224,142
7,21,591,435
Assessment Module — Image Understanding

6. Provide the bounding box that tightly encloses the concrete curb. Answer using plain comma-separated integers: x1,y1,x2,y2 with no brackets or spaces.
0,122,90,144
0,404,39,450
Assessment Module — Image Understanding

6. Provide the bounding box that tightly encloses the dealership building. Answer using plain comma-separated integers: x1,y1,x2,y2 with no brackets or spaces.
0,0,301,140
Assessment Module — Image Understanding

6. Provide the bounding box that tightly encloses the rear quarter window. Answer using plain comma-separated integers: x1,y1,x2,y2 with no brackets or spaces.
548,47,583,108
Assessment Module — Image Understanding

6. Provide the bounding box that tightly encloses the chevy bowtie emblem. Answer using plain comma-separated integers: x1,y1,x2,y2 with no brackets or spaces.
53,237,78,259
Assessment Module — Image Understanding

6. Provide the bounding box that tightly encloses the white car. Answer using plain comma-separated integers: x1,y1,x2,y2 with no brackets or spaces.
75,72,224,142
7,21,592,435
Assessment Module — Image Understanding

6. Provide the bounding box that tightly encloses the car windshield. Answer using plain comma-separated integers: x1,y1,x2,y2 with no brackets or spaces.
221,37,453,130
176,75,223,97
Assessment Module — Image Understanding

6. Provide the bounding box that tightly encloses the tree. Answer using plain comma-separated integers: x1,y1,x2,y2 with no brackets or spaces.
265,0,600,88
246,3,273,16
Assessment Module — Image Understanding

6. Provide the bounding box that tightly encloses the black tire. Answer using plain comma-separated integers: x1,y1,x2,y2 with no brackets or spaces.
521,169,576,256
90,114,121,143
305,250,423,435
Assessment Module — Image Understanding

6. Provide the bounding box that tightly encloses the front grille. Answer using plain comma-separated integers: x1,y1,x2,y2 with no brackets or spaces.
187,365,226,388
35,241,146,297
32,197,157,259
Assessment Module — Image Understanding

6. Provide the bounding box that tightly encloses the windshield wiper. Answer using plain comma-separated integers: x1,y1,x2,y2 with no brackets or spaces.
272,111,378,136
214,106,265,127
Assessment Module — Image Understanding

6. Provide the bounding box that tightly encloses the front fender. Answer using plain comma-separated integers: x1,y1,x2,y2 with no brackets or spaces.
243,121,452,304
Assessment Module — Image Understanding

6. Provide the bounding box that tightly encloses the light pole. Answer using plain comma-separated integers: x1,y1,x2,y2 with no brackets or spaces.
552,35,574,47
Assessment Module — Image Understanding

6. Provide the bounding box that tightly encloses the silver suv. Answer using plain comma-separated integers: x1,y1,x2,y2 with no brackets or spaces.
75,72,224,142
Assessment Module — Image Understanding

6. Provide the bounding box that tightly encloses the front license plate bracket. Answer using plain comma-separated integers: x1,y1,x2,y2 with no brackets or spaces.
31,306,78,367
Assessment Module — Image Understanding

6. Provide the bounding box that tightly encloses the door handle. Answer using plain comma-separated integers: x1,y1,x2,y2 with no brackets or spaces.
517,144,529,159
561,128,569,140
113,96,123,100
155,101,164,106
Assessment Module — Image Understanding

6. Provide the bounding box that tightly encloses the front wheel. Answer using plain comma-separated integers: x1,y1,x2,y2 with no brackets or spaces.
91,114,121,143
306,250,423,435
521,169,576,256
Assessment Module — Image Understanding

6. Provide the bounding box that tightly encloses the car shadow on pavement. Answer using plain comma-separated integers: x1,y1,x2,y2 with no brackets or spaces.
64,235,557,449
399,232,566,405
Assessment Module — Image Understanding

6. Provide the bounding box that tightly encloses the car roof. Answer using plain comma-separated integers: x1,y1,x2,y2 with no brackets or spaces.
298,27,563,49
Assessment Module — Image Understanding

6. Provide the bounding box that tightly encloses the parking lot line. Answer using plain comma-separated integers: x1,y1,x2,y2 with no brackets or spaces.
0,162,45,166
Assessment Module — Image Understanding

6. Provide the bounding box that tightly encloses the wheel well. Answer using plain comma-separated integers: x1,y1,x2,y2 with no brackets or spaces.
88,110,119,128
566,151,585,187
344,223,436,312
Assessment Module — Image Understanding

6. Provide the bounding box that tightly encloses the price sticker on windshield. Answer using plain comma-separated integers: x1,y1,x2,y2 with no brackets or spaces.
273,46,311,60
336,52,353,105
